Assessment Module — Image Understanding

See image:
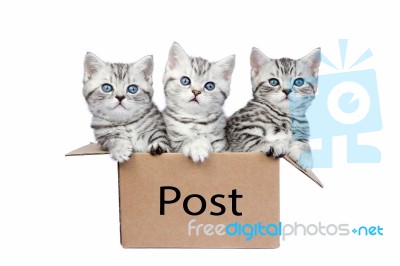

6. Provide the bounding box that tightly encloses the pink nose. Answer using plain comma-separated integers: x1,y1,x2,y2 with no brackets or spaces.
192,90,201,96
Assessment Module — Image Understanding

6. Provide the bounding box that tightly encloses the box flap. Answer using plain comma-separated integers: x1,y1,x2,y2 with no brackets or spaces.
283,155,324,188
65,142,108,156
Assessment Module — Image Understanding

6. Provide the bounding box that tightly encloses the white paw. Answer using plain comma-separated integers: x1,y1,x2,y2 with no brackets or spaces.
182,141,211,163
108,140,133,163
266,140,289,158
288,141,313,170
147,141,171,155
297,152,313,170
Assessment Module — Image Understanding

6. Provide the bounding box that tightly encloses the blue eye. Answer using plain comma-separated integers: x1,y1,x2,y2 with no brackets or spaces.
180,76,191,86
204,82,215,91
127,84,139,94
101,83,113,93
268,78,279,87
294,78,305,87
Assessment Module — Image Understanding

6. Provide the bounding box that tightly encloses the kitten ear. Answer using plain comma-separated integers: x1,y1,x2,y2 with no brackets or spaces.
300,48,321,75
214,55,236,81
250,47,270,76
84,52,105,81
134,55,154,82
166,42,190,70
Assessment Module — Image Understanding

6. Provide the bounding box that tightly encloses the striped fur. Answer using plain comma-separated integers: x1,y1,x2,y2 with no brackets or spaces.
83,52,170,162
162,43,235,163
227,48,321,169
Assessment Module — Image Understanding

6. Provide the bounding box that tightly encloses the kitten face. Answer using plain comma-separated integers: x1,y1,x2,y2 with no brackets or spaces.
83,53,154,123
163,42,235,115
250,48,321,113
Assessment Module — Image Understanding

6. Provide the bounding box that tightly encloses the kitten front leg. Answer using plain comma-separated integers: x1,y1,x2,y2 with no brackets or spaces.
250,139,289,158
264,130,290,158
148,141,171,156
147,130,171,156
103,138,133,163
181,139,212,163
234,131,289,158
237,134,286,157
267,139,290,158
95,126,134,162
288,140,313,170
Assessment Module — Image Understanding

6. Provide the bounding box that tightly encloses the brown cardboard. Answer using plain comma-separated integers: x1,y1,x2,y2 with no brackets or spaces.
66,143,108,156
67,143,282,248
67,143,322,248
121,151,279,248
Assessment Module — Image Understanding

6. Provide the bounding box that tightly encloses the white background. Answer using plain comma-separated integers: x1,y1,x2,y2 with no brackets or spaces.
1,0,399,265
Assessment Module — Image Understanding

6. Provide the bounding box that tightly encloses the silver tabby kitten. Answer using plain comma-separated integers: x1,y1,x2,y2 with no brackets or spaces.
83,52,170,162
163,43,235,163
226,47,321,169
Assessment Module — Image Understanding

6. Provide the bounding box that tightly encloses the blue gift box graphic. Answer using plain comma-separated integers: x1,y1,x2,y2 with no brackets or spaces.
307,40,382,167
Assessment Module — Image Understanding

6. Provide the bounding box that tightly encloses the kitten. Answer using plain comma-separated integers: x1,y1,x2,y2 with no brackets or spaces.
83,52,170,162
162,43,235,163
226,47,321,169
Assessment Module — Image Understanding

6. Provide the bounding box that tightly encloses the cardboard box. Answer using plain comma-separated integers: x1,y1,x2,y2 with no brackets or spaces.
66,143,322,249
